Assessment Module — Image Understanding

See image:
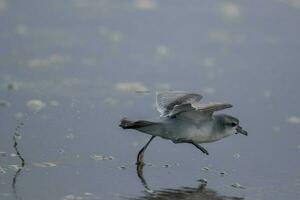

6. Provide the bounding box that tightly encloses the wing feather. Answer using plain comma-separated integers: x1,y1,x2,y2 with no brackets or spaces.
156,91,232,121
192,102,232,112
178,102,233,122
156,91,202,117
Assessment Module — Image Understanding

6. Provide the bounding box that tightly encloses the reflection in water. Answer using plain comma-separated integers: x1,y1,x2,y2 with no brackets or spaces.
134,163,244,200
136,162,151,192
12,121,26,200
136,136,156,165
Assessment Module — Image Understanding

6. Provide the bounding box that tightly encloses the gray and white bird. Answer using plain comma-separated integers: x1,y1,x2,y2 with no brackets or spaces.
119,91,248,164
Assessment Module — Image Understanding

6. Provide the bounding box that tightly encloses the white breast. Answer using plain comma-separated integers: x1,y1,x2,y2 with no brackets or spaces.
185,124,214,143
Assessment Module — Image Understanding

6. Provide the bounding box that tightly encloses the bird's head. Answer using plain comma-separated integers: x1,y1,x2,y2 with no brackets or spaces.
218,114,248,136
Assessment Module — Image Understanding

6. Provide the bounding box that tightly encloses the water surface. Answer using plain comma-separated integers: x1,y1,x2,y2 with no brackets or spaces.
1,0,300,199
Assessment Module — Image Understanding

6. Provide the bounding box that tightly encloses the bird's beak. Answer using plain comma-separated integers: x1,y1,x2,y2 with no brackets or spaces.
236,126,248,136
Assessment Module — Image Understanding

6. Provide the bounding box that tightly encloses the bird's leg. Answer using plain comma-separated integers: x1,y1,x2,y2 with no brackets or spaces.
190,142,209,155
172,138,209,155
136,136,156,165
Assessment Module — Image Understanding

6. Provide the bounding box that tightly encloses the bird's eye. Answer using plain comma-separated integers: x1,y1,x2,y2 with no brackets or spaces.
231,122,237,126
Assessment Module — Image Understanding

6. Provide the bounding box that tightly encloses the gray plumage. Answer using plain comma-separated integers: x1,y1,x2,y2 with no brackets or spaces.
120,91,247,163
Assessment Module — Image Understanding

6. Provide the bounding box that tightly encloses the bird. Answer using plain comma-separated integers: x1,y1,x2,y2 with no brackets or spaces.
119,91,248,165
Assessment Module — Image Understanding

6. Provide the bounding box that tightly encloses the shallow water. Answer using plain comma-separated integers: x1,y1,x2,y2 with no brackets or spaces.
1,0,300,199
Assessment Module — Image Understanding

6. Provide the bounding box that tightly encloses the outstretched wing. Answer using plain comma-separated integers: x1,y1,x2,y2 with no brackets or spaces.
178,102,233,122
193,102,232,113
156,91,203,117
156,91,232,121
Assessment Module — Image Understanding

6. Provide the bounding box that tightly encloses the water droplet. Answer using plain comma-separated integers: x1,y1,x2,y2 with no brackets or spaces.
287,116,300,124
118,165,126,170
33,162,57,168
103,97,118,106
109,31,123,43
115,82,149,93
50,100,60,106
0,166,7,174
26,99,46,112
8,165,20,171
14,112,24,119
90,154,114,161
218,2,241,20
220,170,227,176
156,45,170,56
62,194,76,200
133,0,157,10
57,148,65,154
83,192,94,196
0,100,11,108
65,133,75,140
233,153,241,159
272,126,281,133
231,182,245,189
146,189,154,194
201,166,210,171
0,152,7,157
7,82,19,91
15,24,29,36
197,178,208,184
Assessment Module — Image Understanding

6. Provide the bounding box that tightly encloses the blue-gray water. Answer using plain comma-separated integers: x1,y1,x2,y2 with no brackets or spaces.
1,1,300,199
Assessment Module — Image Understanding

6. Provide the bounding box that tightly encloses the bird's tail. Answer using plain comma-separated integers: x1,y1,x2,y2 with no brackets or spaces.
119,118,157,129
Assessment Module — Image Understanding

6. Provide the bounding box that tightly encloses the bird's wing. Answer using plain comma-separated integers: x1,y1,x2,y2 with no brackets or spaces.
178,102,233,122
156,91,203,117
192,102,233,113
